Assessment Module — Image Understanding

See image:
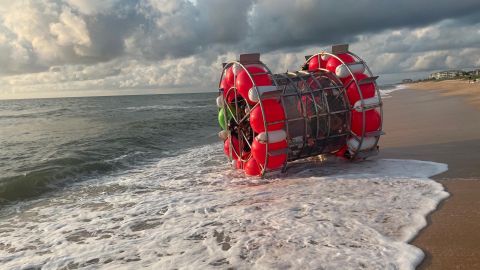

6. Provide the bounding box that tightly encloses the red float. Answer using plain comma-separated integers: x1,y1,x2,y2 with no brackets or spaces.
308,56,326,71
351,110,381,135
235,65,271,105
252,139,288,169
325,53,355,73
223,135,240,160
225,66,235,86
234,160,243,169
335,145,348,158
221,78,236,103
345,73,375,105
250,99,285,133
244,158,262,176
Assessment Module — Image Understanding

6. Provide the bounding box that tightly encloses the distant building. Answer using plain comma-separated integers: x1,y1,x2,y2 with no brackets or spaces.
429,70,466,80
402,79,413,83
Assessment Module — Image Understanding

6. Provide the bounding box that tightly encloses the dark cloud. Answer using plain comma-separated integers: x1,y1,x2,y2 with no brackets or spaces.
248,0,480,51
81,1,142,61
131,0,254,59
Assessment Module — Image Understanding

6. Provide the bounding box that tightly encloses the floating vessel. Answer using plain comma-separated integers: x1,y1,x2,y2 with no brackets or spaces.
216,44,383,176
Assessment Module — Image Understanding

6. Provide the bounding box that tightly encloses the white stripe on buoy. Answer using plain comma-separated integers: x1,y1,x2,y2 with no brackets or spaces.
353,97,379,112
321,54,330,61
255,130,287,144
216,95,224,108
335,63,365,78
347,137,377,152
248,85,278,103
233,63,241,75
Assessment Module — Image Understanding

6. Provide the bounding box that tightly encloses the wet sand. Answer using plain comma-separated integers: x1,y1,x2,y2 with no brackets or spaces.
378,88,480,269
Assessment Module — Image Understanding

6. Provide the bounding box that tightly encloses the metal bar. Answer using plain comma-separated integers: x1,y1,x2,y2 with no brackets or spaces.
239,102,259,124
225,91,239,124
241,131,252,149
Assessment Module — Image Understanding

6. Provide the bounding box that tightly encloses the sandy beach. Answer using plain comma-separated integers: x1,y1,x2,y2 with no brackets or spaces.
379,85,480,269
407,80,480,110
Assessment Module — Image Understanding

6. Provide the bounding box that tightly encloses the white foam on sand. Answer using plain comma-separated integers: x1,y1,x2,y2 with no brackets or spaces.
0,144,448,270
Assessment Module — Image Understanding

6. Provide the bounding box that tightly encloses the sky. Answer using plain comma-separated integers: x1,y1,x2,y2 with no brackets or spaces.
0,0,479,99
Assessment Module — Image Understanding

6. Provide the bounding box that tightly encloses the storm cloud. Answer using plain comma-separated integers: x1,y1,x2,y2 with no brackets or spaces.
248,0,480,51
0,0,479,98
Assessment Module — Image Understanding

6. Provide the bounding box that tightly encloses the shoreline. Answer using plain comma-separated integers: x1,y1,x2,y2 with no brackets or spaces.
379,86,480,269
415,179,480,269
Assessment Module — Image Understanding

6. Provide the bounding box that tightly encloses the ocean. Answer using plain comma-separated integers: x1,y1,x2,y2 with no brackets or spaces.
0,93,218,202
0,88,447,269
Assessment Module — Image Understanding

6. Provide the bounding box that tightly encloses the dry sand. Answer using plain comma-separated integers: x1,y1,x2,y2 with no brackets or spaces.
379,87,480,269
408,80,480,110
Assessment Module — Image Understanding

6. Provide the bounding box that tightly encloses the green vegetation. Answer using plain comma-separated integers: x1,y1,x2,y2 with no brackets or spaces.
408,69,480,83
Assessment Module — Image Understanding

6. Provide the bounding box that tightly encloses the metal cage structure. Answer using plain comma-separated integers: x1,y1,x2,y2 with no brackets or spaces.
217,44,384,177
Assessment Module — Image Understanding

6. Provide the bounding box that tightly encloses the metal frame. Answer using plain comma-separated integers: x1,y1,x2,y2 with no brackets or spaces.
303,44,383,160
218,44,383,177
219,58,278,177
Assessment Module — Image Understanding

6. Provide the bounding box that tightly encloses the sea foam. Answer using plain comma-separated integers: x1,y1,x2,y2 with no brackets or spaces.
379,84,406,99
0,143,448,270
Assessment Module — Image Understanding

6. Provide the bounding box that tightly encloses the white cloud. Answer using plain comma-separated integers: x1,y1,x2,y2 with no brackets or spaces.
50,8,91,49
1,0,480,98
0,52,229,99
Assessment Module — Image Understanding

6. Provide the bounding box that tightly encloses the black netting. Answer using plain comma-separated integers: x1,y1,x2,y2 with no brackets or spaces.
274,71,350,160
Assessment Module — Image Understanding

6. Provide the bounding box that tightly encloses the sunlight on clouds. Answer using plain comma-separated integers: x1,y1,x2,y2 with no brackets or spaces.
0,0,480,98
50,8,91,47
0,55,226,99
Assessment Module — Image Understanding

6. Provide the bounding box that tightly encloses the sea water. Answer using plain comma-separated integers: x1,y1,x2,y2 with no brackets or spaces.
0,93,218,201
0,88,447,270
